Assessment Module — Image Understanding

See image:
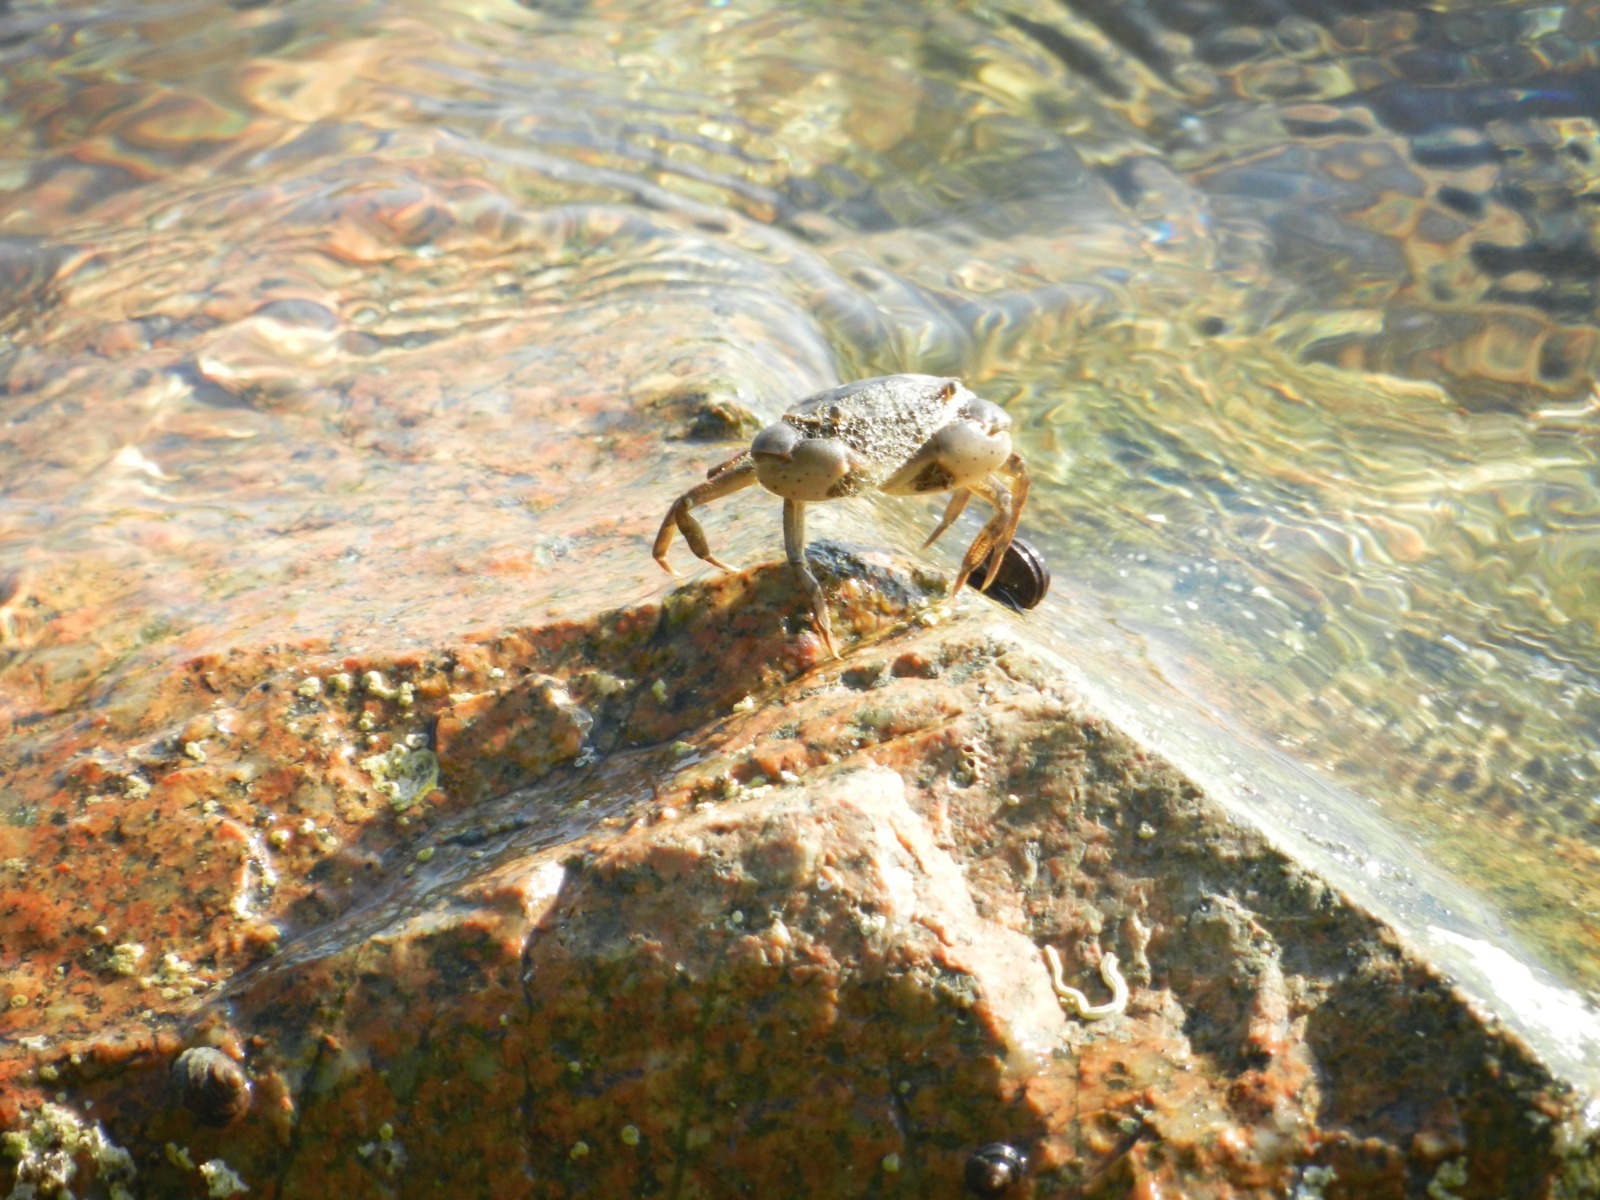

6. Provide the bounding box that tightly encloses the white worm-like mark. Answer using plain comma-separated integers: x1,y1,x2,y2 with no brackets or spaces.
1043,946,1128,1020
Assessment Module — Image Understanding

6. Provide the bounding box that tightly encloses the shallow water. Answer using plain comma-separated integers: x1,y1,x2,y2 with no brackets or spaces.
2,0,1598,1067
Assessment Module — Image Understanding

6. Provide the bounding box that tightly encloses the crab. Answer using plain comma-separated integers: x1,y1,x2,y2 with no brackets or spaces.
653,374,1030,657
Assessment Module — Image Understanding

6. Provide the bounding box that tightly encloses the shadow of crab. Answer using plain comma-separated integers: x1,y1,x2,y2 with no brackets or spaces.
628,547,947,743
802,538,951,616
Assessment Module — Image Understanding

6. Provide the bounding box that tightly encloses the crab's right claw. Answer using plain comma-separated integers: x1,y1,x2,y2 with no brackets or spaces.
654,453,758,575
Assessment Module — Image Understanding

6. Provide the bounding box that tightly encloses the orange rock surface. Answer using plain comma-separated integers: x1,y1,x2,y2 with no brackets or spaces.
0,559,1587,1197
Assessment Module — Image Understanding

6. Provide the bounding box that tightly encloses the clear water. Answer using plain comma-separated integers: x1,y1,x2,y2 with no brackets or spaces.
3,0,1599,1077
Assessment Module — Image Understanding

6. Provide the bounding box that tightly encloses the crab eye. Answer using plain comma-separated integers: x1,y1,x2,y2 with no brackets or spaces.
961,395,1010,435
751,422,801,460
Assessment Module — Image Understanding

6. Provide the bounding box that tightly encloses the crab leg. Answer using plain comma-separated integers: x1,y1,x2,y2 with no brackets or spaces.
653,452,756,574
704,450,750,481
993,452,1031,584
920,488,971,550
951,453,1030,597
783,499,839,659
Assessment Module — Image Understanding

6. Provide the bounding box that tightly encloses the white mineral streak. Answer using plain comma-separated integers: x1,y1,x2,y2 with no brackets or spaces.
1042,945,1129,1020
518,860,570,923
831,766,1068,1062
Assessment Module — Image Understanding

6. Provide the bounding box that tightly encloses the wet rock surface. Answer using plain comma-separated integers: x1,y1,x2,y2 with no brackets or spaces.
1,560,1594,1197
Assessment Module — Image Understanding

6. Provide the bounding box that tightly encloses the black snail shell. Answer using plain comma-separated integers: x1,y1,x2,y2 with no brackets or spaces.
968,536,1050,612
965,1142,1028,1196
173,1046,252,1127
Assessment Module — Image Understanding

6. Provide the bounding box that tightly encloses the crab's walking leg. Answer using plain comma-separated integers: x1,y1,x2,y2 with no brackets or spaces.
920,488,970,551
988,452,1030,587
653,452,756,574
951,452,1030,597
783,499,840,659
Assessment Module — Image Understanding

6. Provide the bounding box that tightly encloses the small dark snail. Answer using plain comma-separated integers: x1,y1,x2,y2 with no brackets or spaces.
965,1142,1028,1196
968,536,1050,611
173,1046,251,1127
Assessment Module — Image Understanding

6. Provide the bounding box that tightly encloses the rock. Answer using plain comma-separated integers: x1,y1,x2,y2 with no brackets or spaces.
2,571,1591,1196
434,674,593,802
